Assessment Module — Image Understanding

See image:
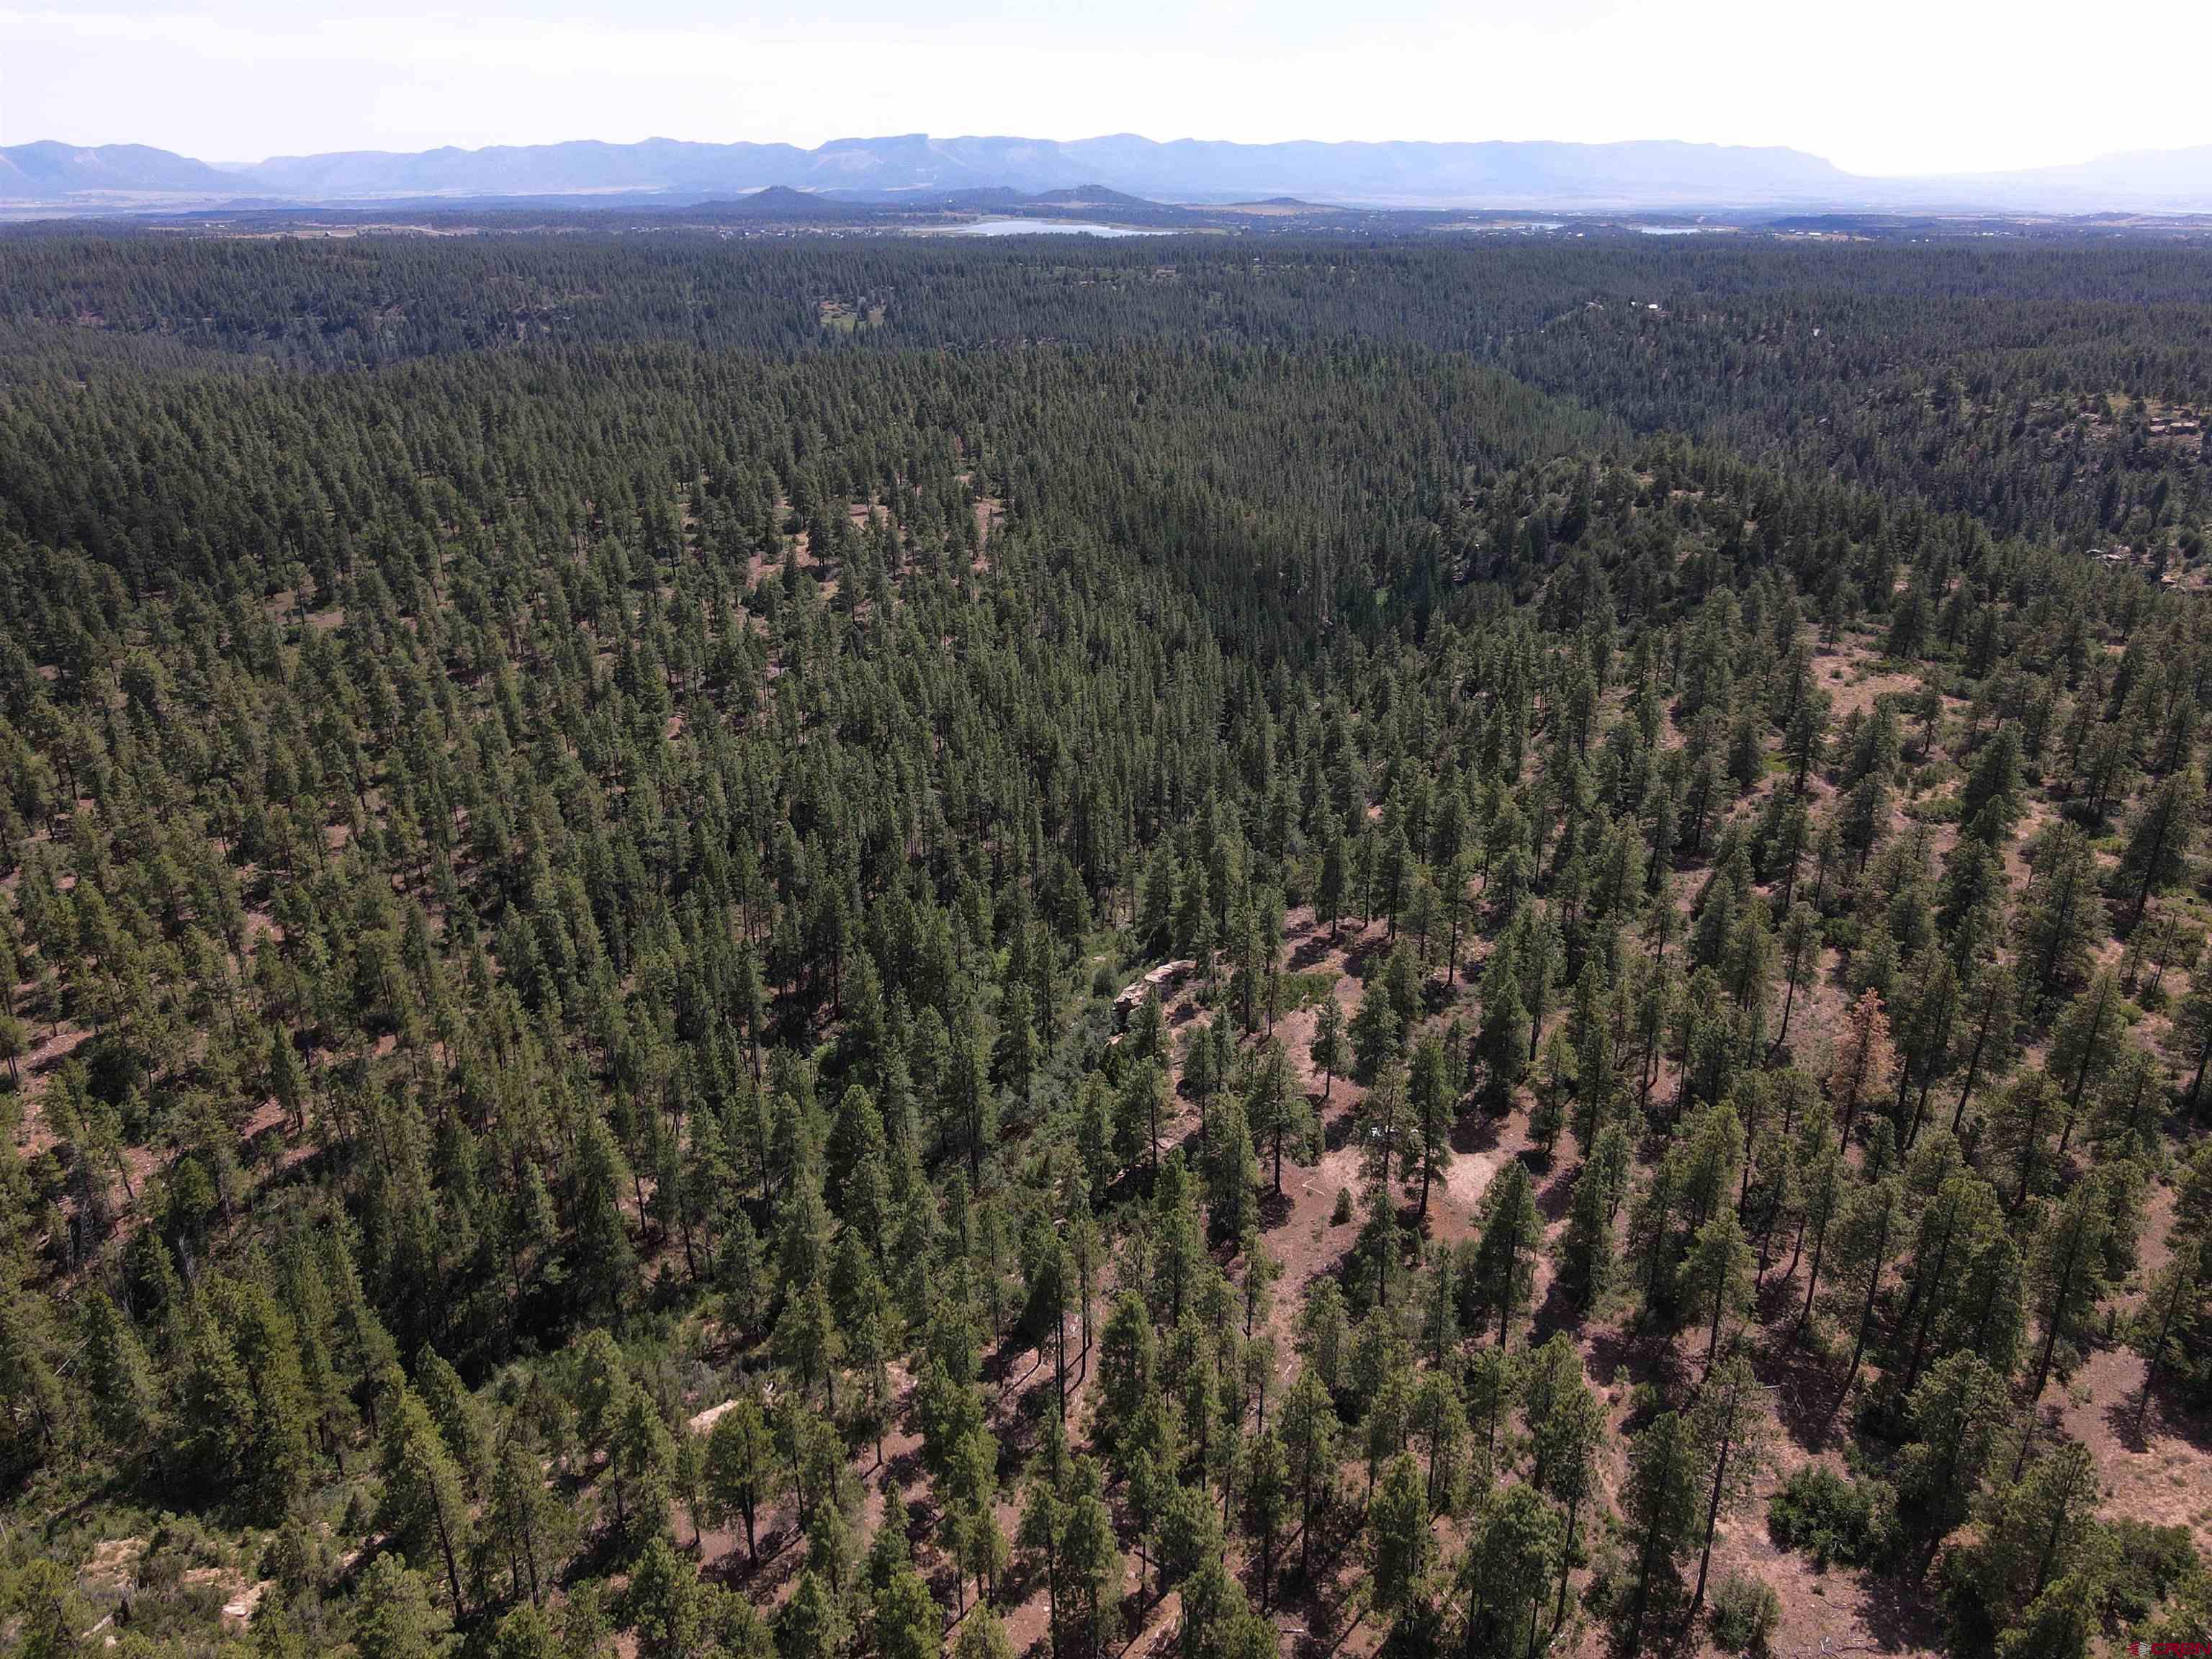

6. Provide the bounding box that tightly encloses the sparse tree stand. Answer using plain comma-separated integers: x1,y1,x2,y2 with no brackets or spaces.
13,223,2212,1659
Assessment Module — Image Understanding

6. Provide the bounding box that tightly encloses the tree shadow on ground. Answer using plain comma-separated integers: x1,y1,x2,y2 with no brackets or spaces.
1534,1163,1576,1222
1449,1111,1499,1156
1852,1555,1949,1653
1583,1321,1689,1425
2120,1370,2212,1454
1754,1333,1845,1453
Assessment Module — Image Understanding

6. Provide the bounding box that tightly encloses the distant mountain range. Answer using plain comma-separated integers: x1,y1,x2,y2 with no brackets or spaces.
0,140,240,199
5,132,2212,215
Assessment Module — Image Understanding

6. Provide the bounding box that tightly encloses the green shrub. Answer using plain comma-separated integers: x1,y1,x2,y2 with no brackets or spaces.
2107,1518,2200,1624
1767,1464,1896,1568
1275,969,1336,1011
1707,1572,1780,1654
1331,1187,1354,1225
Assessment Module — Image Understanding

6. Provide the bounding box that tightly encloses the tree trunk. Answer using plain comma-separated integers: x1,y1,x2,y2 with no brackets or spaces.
1552,1494,1579,1632
1899,1213,1959,1398
1953,990,1995,1133
2138,1271,2187,1432
1839,1265,1880,1413
1792,1220,1827,1343
431,1490,467,1620
1690,1437,1730,1619
2014,1242,2082,1479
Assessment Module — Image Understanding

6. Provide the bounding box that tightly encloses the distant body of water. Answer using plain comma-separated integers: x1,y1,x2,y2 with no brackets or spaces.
958,219,1161,238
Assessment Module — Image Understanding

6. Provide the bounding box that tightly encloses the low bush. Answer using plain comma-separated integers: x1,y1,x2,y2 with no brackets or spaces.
1707,1572,1781,1654
2107,1519,2200,1625
1767,1464,1897,1568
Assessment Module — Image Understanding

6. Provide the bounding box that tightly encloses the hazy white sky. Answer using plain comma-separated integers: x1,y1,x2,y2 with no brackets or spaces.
3,0,2207,177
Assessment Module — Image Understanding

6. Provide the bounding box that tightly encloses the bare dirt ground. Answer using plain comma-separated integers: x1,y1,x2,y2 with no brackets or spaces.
975,497,1004,553
1817,651,1923,724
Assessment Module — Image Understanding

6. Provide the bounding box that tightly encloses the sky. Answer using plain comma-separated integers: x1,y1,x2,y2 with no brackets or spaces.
4,0,2209,178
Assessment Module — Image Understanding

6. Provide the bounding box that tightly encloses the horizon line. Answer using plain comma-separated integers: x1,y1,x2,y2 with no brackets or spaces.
8,130,2211,183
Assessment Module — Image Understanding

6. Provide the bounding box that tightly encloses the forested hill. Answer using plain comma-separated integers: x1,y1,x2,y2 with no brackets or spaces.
0,230,2208,1659
6,234,2207,543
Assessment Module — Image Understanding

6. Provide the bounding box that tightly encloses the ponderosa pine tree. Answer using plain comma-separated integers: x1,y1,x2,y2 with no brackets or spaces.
377,1382,472,1618
1831,1174,1905,1413
2132,1242,2201,1431
1470,1160,1542,1347
704,1394,773,1565
1457,1483,1560,1659
1405,1033,1455,1220
1309,995,1346,1102
2014,1179,2114,1475
1685,1349,1773,1618
1280,1364,1337,1583
1367,1451,1432,1620
1622,1410,1701,1651
1683,1208,1755,1373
